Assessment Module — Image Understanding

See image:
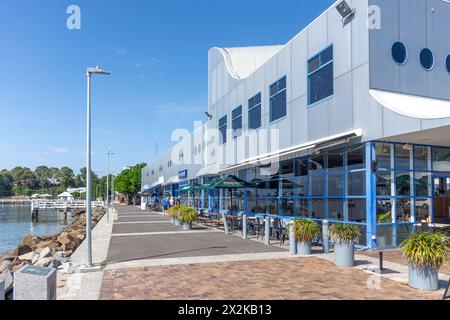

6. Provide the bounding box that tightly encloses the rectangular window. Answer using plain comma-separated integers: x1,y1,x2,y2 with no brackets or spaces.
232,106,242,139
218,115,227,145
308,46,333,105
248,93,262,130
269,76,287,122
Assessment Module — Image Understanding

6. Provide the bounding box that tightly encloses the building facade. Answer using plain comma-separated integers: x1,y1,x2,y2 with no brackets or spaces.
142,0,450,249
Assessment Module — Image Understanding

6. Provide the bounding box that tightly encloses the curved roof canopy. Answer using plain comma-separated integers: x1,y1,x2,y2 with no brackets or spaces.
370,89,450,120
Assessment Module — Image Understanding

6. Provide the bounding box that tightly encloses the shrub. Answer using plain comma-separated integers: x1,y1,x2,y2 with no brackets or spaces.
329,223,361,244
167,205,182,218
401,231,450,271
177,206,198,224
293,219,321,243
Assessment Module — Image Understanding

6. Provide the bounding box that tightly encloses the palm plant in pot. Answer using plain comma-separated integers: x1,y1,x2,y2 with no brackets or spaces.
401,231,450,291
329,223,361,268
177,206,198,231
293,219,320,255
168,205,182,225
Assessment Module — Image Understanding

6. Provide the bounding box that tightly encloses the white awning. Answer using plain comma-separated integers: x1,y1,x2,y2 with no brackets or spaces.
165,176,180,185
150,181,162,189
219,129,363,173
370,89,450,119
196,164,221,177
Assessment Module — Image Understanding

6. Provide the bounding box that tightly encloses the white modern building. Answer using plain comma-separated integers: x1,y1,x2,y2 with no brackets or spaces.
142,0,450,249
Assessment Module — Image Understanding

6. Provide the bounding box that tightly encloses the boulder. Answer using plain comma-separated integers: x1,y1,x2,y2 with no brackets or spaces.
0,261,12,274
51,259,62,269
18,252,34,262
17,244,32,256
38,248,52,260
34,257,53,268
0,270,13,293
1,255,16,262
21,235,35,247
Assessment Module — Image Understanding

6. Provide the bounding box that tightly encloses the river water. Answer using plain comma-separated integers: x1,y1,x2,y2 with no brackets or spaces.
0,204,75,255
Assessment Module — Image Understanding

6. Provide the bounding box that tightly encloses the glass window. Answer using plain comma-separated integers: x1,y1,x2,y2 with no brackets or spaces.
248,93,262,130
376,199,393,223
420,48,434,71
327,174,344,196
396,199,413,223
414,146,430,171
376,143,392,170
348,171,366,196
308,62,333,105
396,172,412,196
310,199,325,219
327,151,344,173
391,42,407,65
433,148,450,172
269,77,287,122
294,159,308,176
232,106,242,139
309,156,325,174
279,198,294,216
415,198,432,222
395,144,412,171
415,172,431,197
293,199,309,218
310,175,324,196
328,199,344,221
218,115,227,145
376,172,392,196
446,55,450,74
348,199,366,223
347,146,365,170
294,176,308,197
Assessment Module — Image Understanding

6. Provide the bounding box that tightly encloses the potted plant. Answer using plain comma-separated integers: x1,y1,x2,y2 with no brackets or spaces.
177,207,198,231
329,223,361,268
168,205,182,225
401,231,450,291
293,219,320,255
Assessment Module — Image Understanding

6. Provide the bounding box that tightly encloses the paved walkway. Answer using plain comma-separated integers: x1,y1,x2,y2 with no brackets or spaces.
97,206,448,300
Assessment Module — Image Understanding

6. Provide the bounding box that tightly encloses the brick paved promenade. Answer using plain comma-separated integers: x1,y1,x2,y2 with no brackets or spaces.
95,206,449,300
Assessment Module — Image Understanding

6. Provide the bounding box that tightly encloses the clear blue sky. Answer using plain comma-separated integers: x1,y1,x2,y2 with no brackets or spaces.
0,0,331,176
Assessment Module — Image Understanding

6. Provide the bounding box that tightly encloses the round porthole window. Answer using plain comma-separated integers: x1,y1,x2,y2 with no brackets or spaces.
446,55,450,73
391,42,407,65
420,48,434,71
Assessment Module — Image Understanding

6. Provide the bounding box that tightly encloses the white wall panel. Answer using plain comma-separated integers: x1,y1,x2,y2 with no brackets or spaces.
291,32,308,101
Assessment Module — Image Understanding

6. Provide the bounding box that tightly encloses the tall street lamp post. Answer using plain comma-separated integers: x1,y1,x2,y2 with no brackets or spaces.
86,66,110,268
106,148,115,223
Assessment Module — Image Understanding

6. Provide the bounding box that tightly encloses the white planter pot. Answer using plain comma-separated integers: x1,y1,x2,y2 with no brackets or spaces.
408,264,439,291
297,241,312,255
334,242,355,268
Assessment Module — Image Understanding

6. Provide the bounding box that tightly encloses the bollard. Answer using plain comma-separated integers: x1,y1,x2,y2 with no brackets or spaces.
242,214,248,240
322,220,329,254
14,266,56,300
264,217,271,246
222,213,229,235
289,220,297,255
0,279,4,301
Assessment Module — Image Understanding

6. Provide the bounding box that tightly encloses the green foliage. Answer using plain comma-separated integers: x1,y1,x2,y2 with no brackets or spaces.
177,206,198,224
329,223,361,244
114,163,147,204
378,212,392,223
401,231,450,270
57,167,75,188
0,170,13,197
293,219,321,243
168,205,183,218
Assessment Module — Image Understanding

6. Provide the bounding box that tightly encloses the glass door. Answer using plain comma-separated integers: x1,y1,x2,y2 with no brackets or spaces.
433,177,450,223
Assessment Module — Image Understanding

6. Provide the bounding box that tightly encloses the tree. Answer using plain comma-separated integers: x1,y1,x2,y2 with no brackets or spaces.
75,167,99,188
57,167,75,188
10,166,37,189
35,166,52,189
114,163,147,205
0,170,13,197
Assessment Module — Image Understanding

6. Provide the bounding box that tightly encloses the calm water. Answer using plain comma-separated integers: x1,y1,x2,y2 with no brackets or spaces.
0,205,75,255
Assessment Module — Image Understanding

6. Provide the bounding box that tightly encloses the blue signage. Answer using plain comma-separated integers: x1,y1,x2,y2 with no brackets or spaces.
178,170,188,180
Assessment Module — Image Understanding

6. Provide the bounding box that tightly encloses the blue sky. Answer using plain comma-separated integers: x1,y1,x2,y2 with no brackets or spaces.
0,0,331,176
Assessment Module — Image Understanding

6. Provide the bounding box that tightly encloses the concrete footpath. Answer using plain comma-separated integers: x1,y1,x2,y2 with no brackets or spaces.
57,209,114,300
